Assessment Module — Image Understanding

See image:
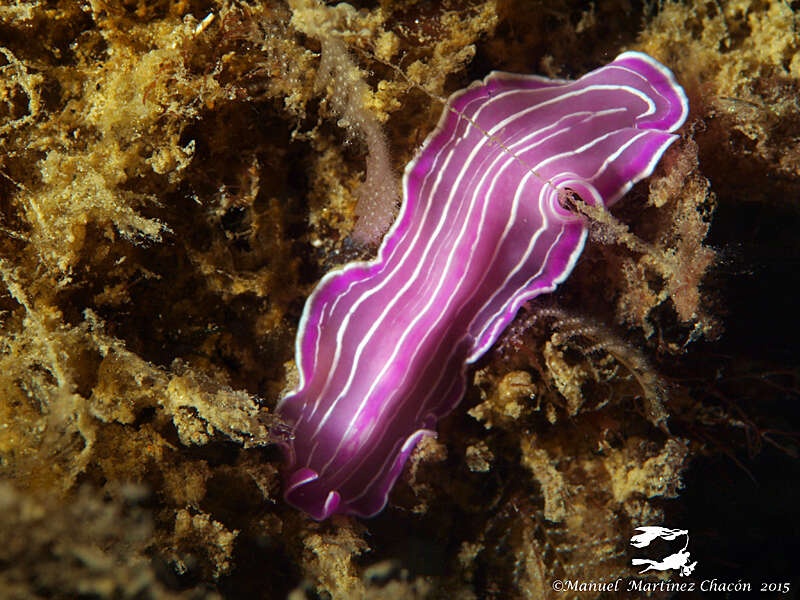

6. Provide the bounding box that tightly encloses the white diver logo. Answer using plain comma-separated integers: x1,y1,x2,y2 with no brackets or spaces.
630,526,698,577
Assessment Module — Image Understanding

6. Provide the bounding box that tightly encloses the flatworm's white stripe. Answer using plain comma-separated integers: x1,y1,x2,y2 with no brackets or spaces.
324,110,611,479
307,103,483,439
316,94,656,476
313,106,511,465
293,88,648,420
307,95,496,465
322,122,536,477
312,90,597,470
302,99,478,427
307,83,520,435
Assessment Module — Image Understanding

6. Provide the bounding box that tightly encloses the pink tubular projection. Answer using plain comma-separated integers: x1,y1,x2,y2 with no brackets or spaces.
276,52,689,519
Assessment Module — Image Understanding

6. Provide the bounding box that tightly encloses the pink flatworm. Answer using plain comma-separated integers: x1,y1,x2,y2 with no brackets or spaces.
276,51,689,520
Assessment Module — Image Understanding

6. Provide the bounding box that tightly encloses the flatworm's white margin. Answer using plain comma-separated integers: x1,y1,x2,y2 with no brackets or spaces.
615,51,690,130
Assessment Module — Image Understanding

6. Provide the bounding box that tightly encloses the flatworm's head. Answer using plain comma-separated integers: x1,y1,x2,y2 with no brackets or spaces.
277,52,688,520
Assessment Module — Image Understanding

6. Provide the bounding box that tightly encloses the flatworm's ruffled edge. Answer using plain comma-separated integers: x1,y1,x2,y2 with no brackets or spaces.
614,51,690,131
283,429,437,520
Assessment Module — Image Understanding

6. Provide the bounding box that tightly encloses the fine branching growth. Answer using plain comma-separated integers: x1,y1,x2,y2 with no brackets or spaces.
567,140,718,344
497,305,669,430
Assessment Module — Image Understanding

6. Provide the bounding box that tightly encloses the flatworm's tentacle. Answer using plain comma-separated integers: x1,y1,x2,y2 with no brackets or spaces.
276,52,689,520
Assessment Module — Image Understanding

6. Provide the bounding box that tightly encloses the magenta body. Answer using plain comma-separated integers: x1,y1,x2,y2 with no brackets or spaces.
277,52,689,519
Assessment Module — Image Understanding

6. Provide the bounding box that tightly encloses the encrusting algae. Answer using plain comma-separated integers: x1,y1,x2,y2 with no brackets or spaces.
1,0,799,598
